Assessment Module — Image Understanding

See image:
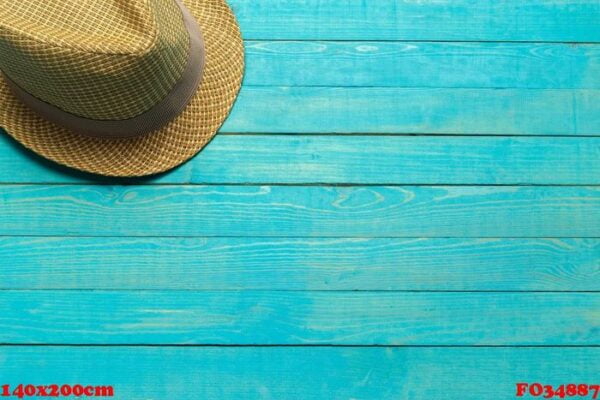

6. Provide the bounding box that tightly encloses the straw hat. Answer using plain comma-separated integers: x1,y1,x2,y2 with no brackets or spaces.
0,0,244,176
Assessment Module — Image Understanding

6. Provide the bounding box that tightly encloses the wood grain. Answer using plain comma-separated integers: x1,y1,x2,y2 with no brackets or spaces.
2,135,599,184
245,41,600,89
0,291,598,344
0,185,597,237
229,0,600,42
1,237,598,291
2,347,599,400
222,87,600,135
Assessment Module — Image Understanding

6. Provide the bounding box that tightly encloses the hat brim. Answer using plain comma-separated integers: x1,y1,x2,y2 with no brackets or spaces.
0,0,244,177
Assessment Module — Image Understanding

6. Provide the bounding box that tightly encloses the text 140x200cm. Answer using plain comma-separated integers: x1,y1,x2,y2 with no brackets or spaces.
1,384,114,398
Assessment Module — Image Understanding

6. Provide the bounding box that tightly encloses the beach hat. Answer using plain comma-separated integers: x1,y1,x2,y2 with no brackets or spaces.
0,0,244,177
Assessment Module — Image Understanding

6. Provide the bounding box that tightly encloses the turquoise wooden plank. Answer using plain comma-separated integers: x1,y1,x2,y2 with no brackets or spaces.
1,347,598,400
2,134,599,184
245,41,600,89
0,291,597,344
1,237,598,291
164,136,600,185
0,185,597,237
230,0,600,42
223,87,600,135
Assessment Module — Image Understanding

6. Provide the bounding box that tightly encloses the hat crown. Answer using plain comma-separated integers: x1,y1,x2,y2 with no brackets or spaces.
0,0,191,120
1,0,157,54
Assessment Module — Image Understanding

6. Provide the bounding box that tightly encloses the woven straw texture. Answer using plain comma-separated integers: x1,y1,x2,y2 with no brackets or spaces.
0,0,190,120
0,0,244,177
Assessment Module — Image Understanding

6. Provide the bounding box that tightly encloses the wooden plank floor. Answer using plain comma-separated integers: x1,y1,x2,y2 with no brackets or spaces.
1,1,599,398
